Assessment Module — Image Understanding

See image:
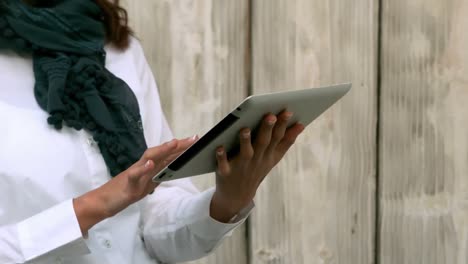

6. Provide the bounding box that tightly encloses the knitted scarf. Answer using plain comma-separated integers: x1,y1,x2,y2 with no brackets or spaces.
0,0,148,176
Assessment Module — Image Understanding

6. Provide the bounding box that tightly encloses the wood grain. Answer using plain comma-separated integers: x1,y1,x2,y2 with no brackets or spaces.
123,1,250,263
379,0,468,263
250,0,378,263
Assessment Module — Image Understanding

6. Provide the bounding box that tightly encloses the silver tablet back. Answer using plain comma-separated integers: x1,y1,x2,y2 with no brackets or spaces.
153,83,351,182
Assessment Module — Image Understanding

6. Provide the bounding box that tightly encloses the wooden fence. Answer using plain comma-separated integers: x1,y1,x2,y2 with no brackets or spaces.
122,0,468,263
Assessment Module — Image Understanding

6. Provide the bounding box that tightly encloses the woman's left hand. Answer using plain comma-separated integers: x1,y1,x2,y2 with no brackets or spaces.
211,111,305,222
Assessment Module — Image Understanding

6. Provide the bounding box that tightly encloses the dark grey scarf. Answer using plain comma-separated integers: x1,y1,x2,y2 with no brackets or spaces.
0,0,148,176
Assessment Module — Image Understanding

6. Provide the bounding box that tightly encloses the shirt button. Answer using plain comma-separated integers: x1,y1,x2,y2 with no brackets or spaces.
87,137,96,147
103,239,112,249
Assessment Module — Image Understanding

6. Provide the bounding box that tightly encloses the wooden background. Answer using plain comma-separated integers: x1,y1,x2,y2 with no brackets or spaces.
122,0,468,263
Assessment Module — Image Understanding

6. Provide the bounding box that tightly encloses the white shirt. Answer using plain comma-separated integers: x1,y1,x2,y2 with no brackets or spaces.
0,38,252,264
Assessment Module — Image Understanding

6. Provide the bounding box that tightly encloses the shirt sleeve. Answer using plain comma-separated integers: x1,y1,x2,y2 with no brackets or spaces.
0,199,90,264
133,38,254,263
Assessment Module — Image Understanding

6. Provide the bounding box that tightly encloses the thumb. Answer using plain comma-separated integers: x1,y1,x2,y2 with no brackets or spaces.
127,159,155,185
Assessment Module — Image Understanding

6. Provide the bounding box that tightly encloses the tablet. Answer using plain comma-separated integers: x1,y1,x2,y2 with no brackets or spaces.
152,83,351,182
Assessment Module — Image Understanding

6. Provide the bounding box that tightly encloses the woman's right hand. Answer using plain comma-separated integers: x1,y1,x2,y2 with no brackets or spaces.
73,136,198,236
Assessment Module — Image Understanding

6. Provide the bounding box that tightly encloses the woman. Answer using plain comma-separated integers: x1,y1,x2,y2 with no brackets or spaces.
0,0,304,263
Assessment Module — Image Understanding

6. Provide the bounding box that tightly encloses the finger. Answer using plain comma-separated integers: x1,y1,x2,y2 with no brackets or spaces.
134,135,198,187
275,123,305,159
239,128,254,160
166,150,184,163
215,146,231,176
124,159,160,197
253,114,277,158
157,135,198,166
127,159,155,185
135,160,161,194
266,111,293,154
176,135,199,151
161,148,187,167
141,135,198,181
142,139,179,164
142,135,198,165
160,135,198,156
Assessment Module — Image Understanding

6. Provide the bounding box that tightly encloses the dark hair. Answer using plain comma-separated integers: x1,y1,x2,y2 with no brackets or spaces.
23,0,133,49
94,0,133,49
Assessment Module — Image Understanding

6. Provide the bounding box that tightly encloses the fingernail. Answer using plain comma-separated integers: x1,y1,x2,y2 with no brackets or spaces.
191,134,198,141
242,131,251,138
217,149,224,156
285,112,293,120
268,118,277,125
144,160,151,168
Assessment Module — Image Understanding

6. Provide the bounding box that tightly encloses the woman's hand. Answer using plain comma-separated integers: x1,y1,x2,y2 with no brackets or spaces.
211,111,305,222
73,136,197,236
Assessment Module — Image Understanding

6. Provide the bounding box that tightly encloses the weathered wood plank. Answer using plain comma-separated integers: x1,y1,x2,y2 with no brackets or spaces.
380,0,468,263
250,0,378,263
123,1,250,263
